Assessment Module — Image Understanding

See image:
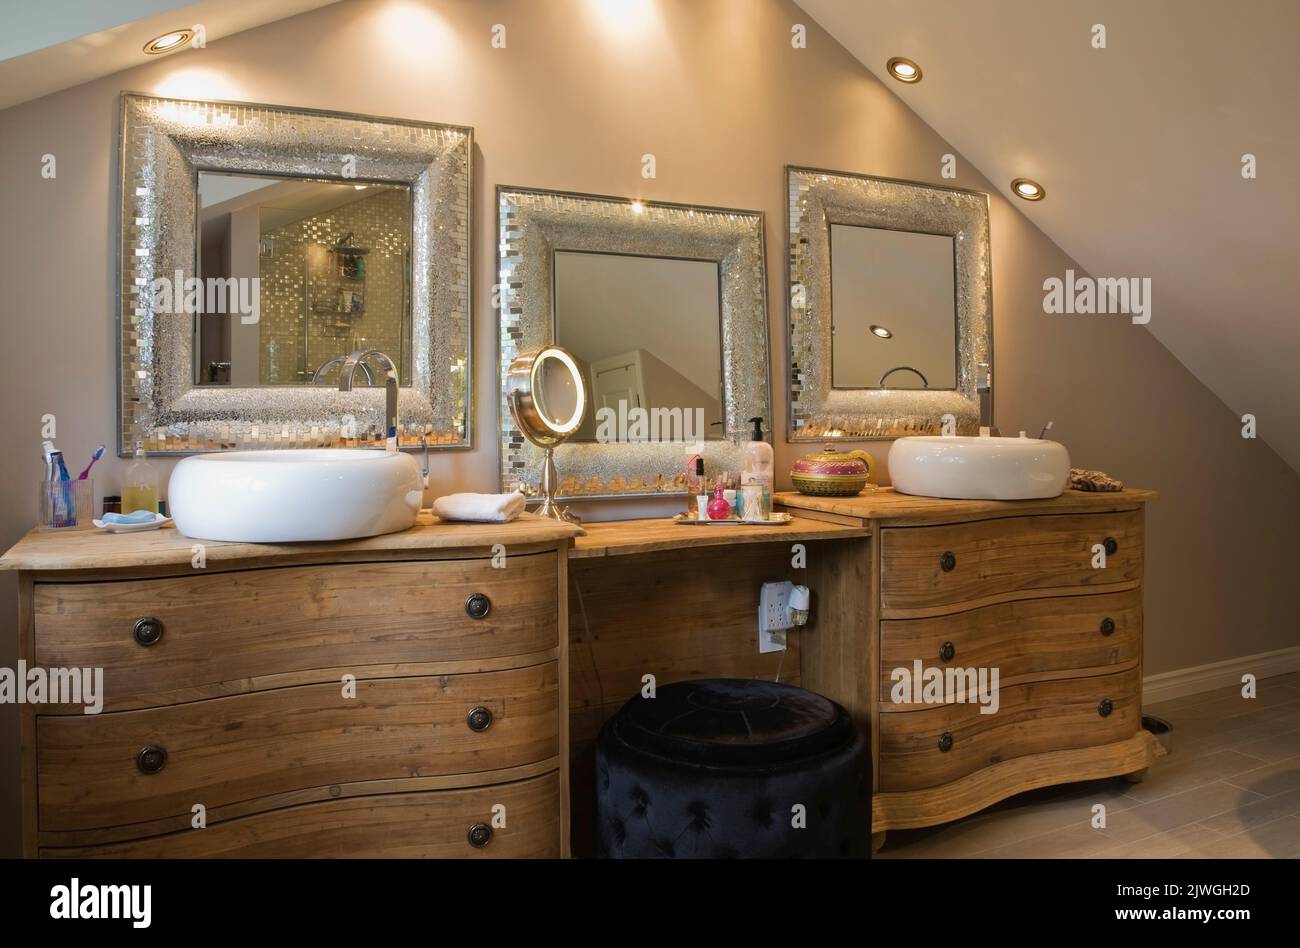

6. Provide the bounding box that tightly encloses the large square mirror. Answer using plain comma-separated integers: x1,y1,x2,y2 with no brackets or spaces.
118,95,471,454
787,167,992,440
553,251,724,441
498,187,770,499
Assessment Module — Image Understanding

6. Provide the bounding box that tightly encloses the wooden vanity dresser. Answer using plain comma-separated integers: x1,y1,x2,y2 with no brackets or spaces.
1,513,580,858
775,487,1164,852
3,490,1163,858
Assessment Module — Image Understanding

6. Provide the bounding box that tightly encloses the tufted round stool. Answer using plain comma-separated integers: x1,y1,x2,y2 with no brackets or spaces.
595,678,869,858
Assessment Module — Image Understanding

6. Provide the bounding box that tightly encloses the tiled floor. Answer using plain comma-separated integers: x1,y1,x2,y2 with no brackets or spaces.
877,671,1300,858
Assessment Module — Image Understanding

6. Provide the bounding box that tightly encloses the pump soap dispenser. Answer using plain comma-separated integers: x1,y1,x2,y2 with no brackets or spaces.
742,416,774,518
123,441,160,516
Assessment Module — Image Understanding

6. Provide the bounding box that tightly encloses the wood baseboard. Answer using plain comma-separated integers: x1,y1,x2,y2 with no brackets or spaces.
1143,646,1300,707
872,731,1164,832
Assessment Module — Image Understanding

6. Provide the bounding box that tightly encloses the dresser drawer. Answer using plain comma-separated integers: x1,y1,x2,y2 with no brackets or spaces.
880,589,1142,703
877,667,1140,792
37,663,559,832
40,772,560,858
34,552,559,708
880,510,1143,615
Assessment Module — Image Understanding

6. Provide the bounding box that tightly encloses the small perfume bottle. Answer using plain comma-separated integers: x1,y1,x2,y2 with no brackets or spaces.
686,456,707,519
707,478,732,520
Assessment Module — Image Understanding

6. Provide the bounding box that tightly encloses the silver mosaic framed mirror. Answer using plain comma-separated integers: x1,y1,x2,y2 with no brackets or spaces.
497,186,770,499
118,94,472,454
786,167,992,440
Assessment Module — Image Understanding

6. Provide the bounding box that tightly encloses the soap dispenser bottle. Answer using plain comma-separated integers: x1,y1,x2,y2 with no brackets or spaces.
123,441,160,516
742,416,774,517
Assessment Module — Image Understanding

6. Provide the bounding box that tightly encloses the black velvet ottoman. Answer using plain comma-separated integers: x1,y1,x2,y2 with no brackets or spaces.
595,678,869,858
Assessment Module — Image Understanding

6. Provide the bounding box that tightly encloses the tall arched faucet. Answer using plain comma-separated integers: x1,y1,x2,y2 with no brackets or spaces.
878,365,929,388
331,349,399,450
312,354,373,386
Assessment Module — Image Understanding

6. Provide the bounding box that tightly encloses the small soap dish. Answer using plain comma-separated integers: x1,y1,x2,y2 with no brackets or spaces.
93,513,173,534
672,512,793,526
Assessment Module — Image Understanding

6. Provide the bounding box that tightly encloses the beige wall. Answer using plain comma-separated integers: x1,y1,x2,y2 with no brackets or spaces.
1,0,1297,856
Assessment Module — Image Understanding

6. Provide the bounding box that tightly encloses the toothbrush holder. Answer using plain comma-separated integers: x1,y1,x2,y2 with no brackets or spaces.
37,479,94,531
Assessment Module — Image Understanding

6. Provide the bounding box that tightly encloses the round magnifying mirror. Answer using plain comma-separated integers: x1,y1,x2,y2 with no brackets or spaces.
533,349,585,441
507,346,588,521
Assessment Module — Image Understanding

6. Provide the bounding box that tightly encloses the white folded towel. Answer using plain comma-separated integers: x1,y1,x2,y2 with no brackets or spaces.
433,490,527,523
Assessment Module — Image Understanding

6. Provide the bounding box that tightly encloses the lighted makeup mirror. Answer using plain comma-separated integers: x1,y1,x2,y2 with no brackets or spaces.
506,345,588,522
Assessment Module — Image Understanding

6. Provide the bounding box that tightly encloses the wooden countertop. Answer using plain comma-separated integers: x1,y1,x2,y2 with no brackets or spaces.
570,515,868,558
2,490,1150,573
0,511,582,574
774,486,1155,525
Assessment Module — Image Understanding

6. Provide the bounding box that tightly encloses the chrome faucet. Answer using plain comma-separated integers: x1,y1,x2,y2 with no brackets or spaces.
977,361,993,428
311,354,373,386
878,365,930,388
335,349,399,449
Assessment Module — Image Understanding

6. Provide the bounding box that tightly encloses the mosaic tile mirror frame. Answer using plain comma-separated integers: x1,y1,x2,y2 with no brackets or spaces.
786,166,993,440
497,186,771,499
117,94,472,454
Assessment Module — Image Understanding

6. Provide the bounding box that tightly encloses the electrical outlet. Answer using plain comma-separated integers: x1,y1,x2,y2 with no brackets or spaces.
759,581,794,653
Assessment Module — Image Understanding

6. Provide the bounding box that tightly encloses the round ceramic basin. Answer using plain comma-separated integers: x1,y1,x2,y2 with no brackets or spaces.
888,435,1070,500
169,449,423,542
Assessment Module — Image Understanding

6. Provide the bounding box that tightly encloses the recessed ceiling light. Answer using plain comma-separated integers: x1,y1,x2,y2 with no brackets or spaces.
144,29,195,55
886,57,922,83
1011,177,1046,201
869,324,893,339
631,200,644,214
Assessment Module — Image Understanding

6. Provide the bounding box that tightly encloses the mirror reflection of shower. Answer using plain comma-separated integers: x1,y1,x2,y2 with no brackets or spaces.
194,171,413,387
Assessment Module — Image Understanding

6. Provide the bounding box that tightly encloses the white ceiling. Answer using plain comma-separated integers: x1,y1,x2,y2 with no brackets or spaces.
800,0,1300,472
0,0,341,110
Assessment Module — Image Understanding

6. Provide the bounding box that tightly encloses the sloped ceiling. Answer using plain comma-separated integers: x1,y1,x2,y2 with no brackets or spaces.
0,0,340,110
799,0,1300,472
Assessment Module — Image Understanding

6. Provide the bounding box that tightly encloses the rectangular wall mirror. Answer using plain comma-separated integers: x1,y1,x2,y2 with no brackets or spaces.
787,167,992,440
552,251,724,441
119,94,471,454
195,172,413,388
829,224,956,390
498,187,770,499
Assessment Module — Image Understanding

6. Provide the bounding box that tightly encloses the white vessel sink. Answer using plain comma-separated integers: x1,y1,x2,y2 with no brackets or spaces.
888,435,1070,500
169,449,424,543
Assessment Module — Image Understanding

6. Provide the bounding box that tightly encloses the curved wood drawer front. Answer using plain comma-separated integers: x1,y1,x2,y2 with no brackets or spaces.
34,553,558,708
40,772,560,858
37,663,559,832
880,510,1143,616
877,666,1140,792
880,589,1142,704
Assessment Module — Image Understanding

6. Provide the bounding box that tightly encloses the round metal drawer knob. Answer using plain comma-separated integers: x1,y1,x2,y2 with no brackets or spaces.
132,616,164,647
1098,698,1114,718
937,731,954,753
465,593,492,620
467,823,493,848
1100,617,1117,637
1103,537,1119,556
939,641,956,662
939,551,957,573
136,745,167,775
466,706,494,732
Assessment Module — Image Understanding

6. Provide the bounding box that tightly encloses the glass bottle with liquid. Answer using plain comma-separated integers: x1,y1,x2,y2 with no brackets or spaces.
122,441,159,515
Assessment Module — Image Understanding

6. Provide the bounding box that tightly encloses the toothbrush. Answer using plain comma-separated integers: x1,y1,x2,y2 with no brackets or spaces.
1037,421,1055,439
78,444,106,480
